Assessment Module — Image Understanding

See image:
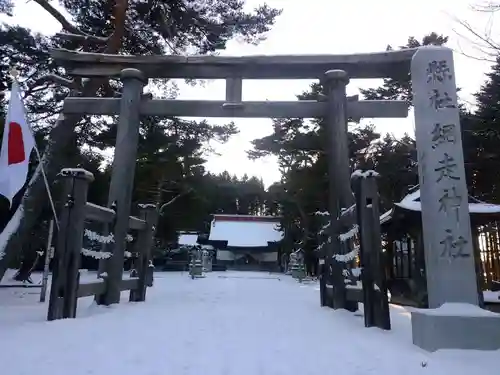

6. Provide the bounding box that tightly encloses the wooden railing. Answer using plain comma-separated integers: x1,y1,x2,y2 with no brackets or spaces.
47,168,158,321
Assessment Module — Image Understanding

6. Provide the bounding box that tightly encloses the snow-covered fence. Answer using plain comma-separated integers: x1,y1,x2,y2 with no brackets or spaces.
318,170,390,330
47,168,158,321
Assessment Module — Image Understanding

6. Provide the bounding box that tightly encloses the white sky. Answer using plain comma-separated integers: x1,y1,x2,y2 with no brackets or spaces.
6,0,498,187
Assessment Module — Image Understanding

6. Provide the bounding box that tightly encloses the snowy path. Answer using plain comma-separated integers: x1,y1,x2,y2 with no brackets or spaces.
1,271,498,375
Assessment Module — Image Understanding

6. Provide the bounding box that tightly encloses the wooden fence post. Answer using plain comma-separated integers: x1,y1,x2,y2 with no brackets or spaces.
47,168,94,321
130,204,158,302
355,175,375,327
357,172,391,330
365,175,391,330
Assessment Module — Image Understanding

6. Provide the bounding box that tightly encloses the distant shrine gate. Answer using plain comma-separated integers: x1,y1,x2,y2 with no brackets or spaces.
52,47,500,351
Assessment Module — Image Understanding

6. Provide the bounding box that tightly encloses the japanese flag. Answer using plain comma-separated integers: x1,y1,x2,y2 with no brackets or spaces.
0,81,35,205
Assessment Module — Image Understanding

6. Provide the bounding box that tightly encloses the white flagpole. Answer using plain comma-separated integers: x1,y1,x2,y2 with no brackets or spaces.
31,143,60,231
10,69,60,231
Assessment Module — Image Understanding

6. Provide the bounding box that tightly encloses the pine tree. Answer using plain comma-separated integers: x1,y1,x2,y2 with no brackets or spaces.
0,0,12,15
474,57,500,134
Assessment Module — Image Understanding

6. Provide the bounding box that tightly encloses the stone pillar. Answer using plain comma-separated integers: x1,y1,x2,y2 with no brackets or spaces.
410,46,500,351
101,68,147,305
323,70,353,309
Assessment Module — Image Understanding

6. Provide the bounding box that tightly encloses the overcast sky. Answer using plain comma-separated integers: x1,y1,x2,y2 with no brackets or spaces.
7,0,498,187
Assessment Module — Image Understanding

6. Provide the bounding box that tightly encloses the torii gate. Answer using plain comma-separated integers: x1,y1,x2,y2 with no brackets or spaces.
51,46,500,351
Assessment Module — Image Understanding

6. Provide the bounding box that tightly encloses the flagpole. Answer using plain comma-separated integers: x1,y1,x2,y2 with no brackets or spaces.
9,69,60,231
32,145,60,231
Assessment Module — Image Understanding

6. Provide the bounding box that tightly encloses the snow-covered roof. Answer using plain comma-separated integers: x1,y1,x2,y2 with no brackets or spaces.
380,188,500,224
395,189,500,214
178,233,199,246
208,215,283,247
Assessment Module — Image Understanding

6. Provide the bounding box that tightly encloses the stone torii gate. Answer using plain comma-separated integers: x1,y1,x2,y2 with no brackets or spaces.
51,46,500,351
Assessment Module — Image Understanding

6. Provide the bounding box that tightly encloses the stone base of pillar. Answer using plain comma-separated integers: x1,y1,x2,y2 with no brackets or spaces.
411,303,500,351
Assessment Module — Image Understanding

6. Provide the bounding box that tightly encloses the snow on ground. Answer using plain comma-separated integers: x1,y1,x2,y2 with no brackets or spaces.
1,271,499,375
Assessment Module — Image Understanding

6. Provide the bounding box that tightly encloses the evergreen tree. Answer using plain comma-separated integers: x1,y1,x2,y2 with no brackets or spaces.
0,0,12,15
360,32,449,103
466,57,500,202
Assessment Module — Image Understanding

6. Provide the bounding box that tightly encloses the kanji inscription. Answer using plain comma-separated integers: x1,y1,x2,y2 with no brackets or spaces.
438,186,462,221
431,123,456,149
439,229,470,259
434,153,460,182
429,89,456,110
426,60,453,84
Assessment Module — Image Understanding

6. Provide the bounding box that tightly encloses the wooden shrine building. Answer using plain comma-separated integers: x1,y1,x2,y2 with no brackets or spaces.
380,186,500,307
206,214,283,271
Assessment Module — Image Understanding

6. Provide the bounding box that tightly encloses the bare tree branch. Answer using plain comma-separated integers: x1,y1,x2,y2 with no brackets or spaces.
32,74,77,89
33,0,108,42
471,1,500,12
159,188,194,214
450,5,500,62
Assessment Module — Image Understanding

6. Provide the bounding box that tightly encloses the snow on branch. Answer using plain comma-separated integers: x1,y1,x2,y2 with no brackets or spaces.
181,0,216,12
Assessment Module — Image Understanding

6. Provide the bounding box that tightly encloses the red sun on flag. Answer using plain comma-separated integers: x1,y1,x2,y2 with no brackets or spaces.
7,121,26,165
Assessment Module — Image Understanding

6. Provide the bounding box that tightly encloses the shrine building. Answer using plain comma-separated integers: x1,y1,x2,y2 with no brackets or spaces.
206,214,283,271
